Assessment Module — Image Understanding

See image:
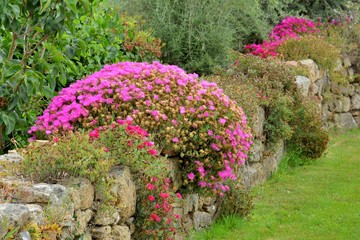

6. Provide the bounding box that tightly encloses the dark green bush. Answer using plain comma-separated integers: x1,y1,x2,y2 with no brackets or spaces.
0,0,162,153
289,99,329,158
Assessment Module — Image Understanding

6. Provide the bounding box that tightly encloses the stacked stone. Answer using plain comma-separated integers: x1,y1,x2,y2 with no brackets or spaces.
0,153,134,240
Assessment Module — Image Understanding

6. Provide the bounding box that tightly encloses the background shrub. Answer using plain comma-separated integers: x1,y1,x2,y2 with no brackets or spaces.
118,0,289,75
277,35,340,70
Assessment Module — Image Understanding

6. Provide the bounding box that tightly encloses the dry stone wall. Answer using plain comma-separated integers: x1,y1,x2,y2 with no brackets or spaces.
0,54,359,239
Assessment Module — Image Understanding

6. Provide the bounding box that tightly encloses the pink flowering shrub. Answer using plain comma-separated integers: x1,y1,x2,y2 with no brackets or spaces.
137,176,183,239
246,16,318,58
29,61,253,195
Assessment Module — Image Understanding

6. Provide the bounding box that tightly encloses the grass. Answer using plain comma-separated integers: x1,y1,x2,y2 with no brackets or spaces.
190,128,360,240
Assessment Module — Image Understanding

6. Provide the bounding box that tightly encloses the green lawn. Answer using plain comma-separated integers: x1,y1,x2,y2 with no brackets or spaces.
191,128,360,240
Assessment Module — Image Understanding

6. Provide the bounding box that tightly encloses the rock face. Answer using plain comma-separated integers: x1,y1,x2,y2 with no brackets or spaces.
334,113,358,129
296,76,311,96
193,211,212,230
105,166,136,222
0,204,31,236
298,59,320,82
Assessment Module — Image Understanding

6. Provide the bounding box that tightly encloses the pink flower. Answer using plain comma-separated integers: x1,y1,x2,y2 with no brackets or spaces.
104,147,109,152
174,214,181,219
219,118,227,125
148,195,155,201
211,143,220,151
188,172,195,180
172,137,179,143
160,192,170,199
179,106,186,115
198,166,205,177
198,181,207,187
89,128,99,139
176,193,182,199
151,110,159,116
150,213,161,222
208,130,213,136
147,183,156,190
148,149,157,156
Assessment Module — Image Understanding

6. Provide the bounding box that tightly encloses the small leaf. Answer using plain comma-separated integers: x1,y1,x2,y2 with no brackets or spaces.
43,85,54,99
2,112,16,135
4,64,22,78
8,95,19,111
40,0,52,14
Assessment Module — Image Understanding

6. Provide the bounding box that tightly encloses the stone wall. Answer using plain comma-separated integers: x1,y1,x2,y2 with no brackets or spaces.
0,152,220,240
0,54,359,239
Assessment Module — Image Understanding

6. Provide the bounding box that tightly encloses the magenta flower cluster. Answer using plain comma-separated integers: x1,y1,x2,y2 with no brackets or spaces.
245,16,318,58
29,61,252,195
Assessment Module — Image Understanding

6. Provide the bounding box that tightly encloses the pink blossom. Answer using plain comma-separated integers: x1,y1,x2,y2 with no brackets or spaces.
179,106,186,115
188,172,195,180
198,181,207,187
148,149,157,156
219,118,227,125
148,195,155,201
160,192,170,199
172,137,179,143
150,213,161,222
151,110,159,116
211,143,220,151
176,193,182,199
89,128,99,139
147,183,156,190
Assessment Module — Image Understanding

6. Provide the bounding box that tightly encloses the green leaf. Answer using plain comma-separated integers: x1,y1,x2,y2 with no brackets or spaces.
9,4,20,18
4,64,22,78
40,0,52,14
2,112,16,135
7,95,19,111
43,85,54,98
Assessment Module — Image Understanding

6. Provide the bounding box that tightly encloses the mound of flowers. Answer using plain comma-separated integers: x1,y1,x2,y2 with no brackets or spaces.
29,61,253,194
245,16,318,57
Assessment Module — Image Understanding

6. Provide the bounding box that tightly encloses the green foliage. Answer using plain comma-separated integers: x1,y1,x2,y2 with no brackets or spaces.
0,0,92,153
214,52,329,158
0,0,162,153
119,0,283,74
206,75,261,122
264,95,294,143
289,99,329,158
21,121,180,238
22,126,166,184
54,2,163,84
282,0,349,19
119,0,236,75
218,181,253,218
216,52,300,145
277,35,340,71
